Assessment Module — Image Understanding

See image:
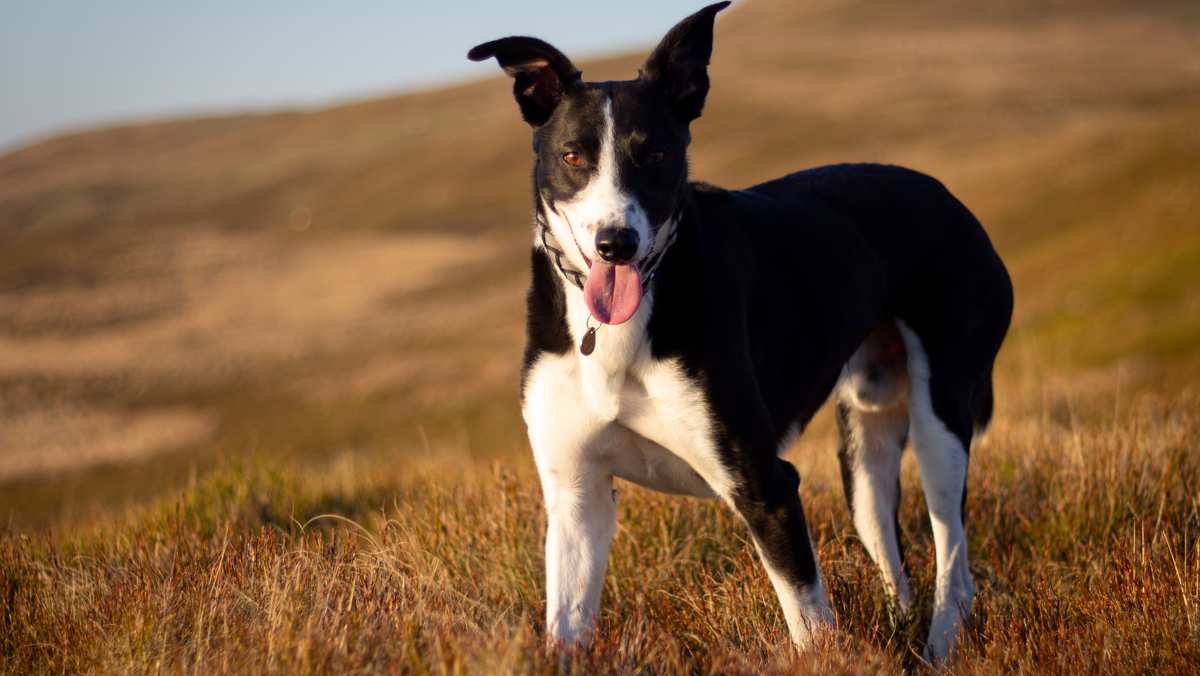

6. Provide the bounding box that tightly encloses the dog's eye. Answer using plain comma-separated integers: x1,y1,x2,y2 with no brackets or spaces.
645,151,665,165
562,151,586,168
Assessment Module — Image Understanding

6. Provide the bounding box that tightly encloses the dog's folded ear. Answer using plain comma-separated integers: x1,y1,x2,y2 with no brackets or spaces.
640,1,731,123
468,37,581,126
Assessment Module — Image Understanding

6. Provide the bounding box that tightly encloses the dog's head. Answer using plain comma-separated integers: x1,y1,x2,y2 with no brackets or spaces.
469,2,729,324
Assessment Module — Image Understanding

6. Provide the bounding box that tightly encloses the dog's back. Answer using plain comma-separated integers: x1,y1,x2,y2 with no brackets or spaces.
721,163,1009,317
659,163,1012,441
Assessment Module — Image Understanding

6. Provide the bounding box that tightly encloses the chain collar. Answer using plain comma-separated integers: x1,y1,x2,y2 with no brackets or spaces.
535,205,681,294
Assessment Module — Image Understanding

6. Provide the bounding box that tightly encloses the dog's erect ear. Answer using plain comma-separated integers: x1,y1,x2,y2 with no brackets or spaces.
468,37,581,126
640,2,730,123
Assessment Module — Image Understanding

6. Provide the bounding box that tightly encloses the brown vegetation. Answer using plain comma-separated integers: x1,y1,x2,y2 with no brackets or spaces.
1,0,1198,671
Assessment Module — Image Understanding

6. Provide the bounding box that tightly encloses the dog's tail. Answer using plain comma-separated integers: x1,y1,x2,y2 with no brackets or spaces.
972,368,995,435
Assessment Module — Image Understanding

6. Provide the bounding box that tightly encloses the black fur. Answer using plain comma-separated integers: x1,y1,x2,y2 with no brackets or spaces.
467,37,580,126
527,163,1011,590
637,165,1011,587
519,247,571,400
640,1,729,122
475,2,1013,612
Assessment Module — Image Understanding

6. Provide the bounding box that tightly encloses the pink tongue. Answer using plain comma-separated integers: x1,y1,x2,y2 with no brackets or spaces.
584,261,642,325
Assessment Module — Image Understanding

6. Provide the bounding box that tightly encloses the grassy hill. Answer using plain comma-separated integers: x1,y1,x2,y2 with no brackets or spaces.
1,0,1198,671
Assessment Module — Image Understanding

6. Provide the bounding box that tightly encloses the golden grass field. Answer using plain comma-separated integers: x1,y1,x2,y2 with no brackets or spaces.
2,0,1199,672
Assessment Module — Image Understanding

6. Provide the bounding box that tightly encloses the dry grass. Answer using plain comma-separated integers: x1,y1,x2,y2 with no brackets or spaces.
2,0,1198,521
2,0,1200,671
3,382,1197,673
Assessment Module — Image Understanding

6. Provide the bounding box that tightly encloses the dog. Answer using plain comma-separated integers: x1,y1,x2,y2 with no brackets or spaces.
469,1,1013,661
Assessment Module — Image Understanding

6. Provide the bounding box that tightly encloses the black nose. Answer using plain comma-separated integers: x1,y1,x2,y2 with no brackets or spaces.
595,227,639,264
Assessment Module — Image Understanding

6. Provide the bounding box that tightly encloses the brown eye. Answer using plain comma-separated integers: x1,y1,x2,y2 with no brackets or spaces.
646,151,665,164
562,151,585,168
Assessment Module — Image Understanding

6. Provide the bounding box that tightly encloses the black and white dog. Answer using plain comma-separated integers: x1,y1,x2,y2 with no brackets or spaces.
469,1,1012,661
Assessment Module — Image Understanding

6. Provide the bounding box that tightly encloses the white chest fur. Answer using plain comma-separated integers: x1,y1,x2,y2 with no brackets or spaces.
522,282,736,501
564,281,651,421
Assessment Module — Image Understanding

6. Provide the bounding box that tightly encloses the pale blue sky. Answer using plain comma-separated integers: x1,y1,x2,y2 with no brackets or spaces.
0,1,708,151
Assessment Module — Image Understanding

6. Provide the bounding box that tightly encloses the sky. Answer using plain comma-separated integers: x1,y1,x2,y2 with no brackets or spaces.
0,1,713,151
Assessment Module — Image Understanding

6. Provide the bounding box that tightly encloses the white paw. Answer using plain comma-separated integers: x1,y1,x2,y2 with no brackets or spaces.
788,603,836,651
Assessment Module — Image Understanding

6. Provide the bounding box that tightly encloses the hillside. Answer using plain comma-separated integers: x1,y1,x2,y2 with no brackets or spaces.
3,1,1200,671
1,0,1198,533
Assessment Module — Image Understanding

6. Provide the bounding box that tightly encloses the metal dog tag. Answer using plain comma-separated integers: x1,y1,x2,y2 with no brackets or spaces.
580,327,596,356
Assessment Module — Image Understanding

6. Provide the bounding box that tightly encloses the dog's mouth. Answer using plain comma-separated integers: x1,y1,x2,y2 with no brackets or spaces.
566,228,643,326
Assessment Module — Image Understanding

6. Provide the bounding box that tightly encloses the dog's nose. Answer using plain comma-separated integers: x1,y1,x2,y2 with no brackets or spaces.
595,227,639,264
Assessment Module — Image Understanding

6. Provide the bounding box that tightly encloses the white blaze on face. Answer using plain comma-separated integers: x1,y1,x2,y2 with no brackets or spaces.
539,95,659,326
541,96,651,270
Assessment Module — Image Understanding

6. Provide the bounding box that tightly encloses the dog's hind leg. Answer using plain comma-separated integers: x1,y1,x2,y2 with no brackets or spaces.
896,321,977,662
835,397,912,613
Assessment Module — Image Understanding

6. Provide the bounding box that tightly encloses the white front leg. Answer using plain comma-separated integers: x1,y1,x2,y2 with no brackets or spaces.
541,460,617,645
524,352,621,647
